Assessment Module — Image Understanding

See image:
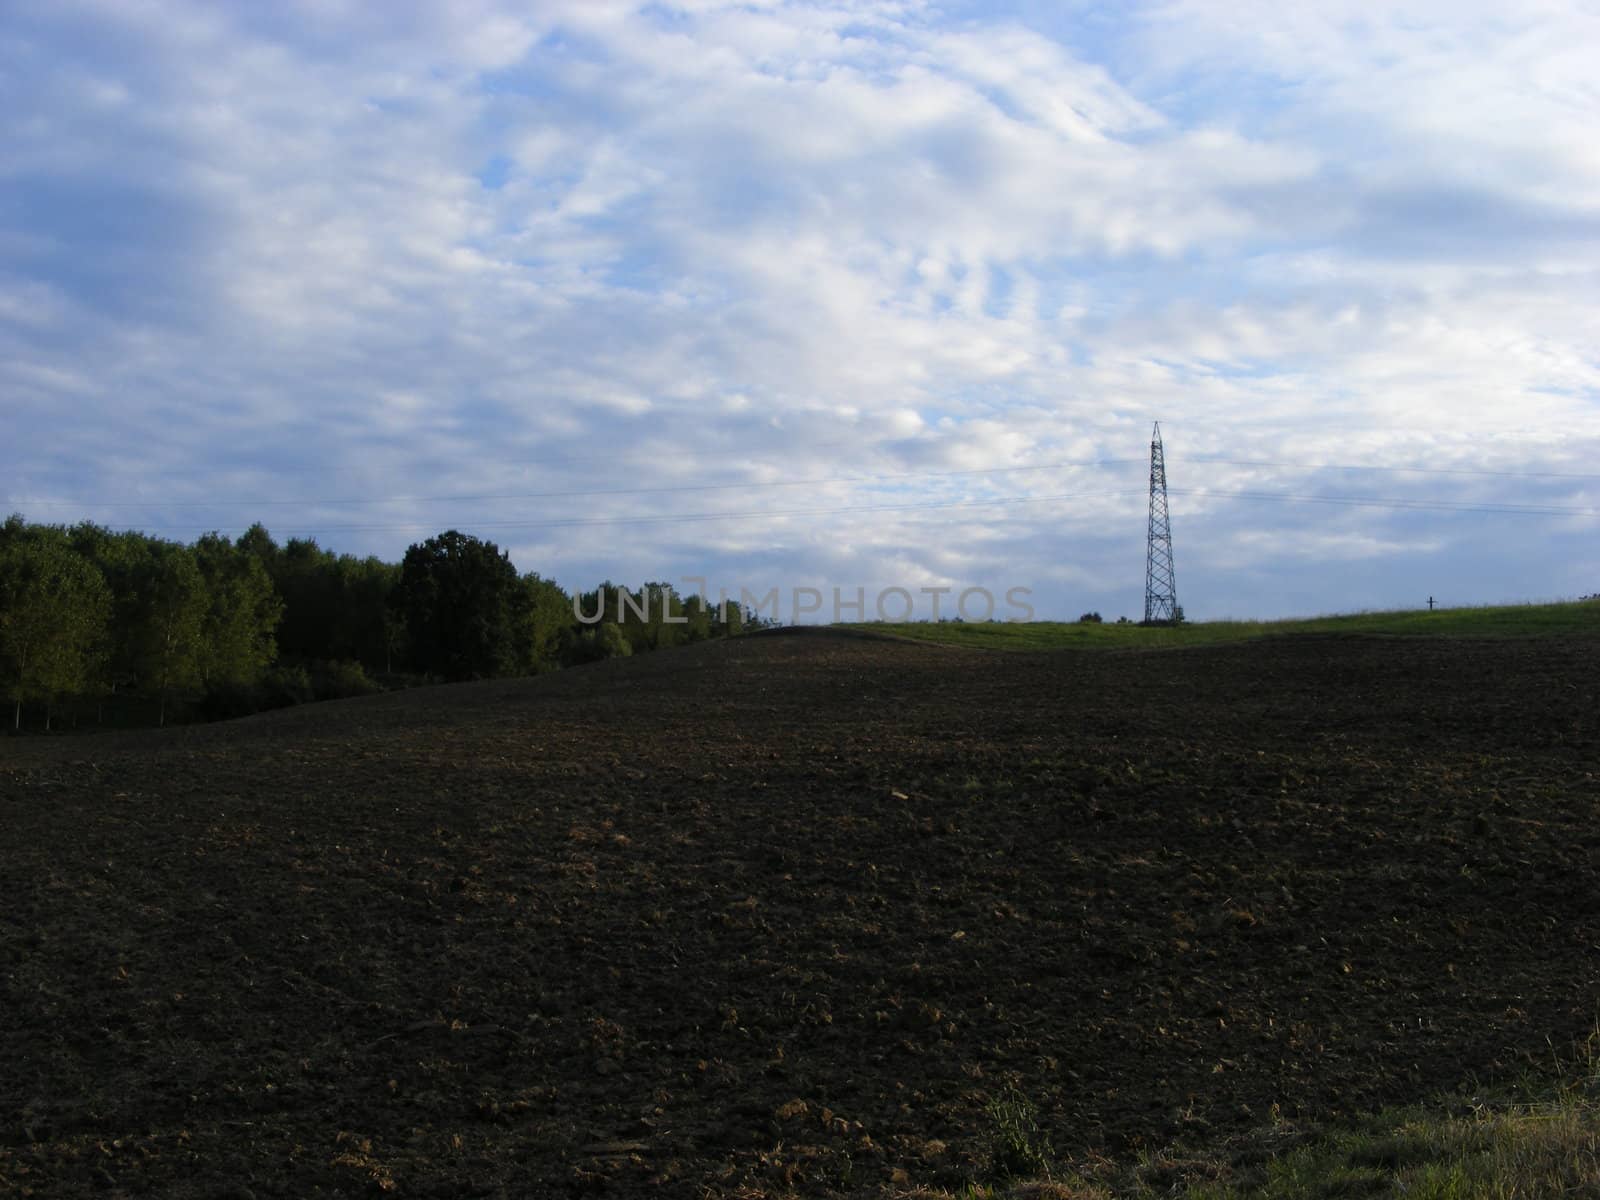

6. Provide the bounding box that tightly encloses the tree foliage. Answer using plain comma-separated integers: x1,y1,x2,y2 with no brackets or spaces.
195,533,282,687
1,513,772,730
134,542,209,726
0,529,112,729
394,530,530,681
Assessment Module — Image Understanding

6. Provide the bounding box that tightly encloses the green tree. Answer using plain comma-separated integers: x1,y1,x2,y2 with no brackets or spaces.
636,582,693,651
0,536,111,730
250,531,399,675
522,572,574,672
0,512,26,551
610,582,671,654
71,525,160,701
338,555,402,673
679,593,713,643
194,532,283,687
269,536,342,663
134,543,209,726
710,595,746,637
234,522,279,567
393,530,529,680
378,598,407,676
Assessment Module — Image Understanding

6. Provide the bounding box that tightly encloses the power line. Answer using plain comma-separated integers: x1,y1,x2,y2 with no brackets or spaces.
12,448,1600,512
1170,488,1600,516
5,458,1147,510
1187,457,1600,481
50,489,1147,536
50,483,1600,540
10,451,1600,513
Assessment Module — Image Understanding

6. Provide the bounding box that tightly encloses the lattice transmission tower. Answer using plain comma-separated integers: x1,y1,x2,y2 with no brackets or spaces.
1143,422,1181,624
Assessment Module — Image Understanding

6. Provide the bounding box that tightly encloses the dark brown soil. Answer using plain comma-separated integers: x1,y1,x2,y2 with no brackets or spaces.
3,630,1598,1197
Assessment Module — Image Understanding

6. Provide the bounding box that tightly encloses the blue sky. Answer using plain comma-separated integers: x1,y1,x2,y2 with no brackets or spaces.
3,0,1598,620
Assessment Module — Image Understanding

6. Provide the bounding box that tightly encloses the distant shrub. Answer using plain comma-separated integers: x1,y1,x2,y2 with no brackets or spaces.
309,659,383,700
195,680,272,721
559,623,634,665
199,660,382,719
262,664,314,707
596,624,633,659
1078,611,1103,624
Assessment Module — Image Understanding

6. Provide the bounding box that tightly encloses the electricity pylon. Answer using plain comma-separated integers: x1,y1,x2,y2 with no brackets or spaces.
1143,422,1180,624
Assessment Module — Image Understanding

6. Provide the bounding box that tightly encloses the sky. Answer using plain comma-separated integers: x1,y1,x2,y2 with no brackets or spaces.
3,0,1599,622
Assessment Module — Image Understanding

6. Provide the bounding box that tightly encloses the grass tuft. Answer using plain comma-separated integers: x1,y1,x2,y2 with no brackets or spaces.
908,1067,1600,1200
983,1086,1057,1182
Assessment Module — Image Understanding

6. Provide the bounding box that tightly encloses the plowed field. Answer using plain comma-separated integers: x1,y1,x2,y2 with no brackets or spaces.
4,630,1598,1196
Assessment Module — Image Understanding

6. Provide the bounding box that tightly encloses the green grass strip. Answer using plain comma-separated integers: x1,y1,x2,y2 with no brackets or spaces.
846,599,1600,651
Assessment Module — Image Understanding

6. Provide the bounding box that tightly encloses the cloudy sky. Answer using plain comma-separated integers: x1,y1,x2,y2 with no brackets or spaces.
4,1,1599,621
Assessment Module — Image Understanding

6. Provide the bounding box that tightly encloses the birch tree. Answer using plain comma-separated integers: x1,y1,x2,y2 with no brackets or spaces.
0,537,111,730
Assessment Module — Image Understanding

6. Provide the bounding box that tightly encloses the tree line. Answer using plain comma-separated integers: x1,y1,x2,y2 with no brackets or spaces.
0,516,768,731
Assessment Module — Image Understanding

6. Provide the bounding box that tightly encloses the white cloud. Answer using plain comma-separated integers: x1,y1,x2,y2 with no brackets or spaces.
1,0,1597,617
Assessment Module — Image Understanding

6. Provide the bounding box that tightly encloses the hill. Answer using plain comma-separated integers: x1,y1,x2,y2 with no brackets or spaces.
3,629,1598,1196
